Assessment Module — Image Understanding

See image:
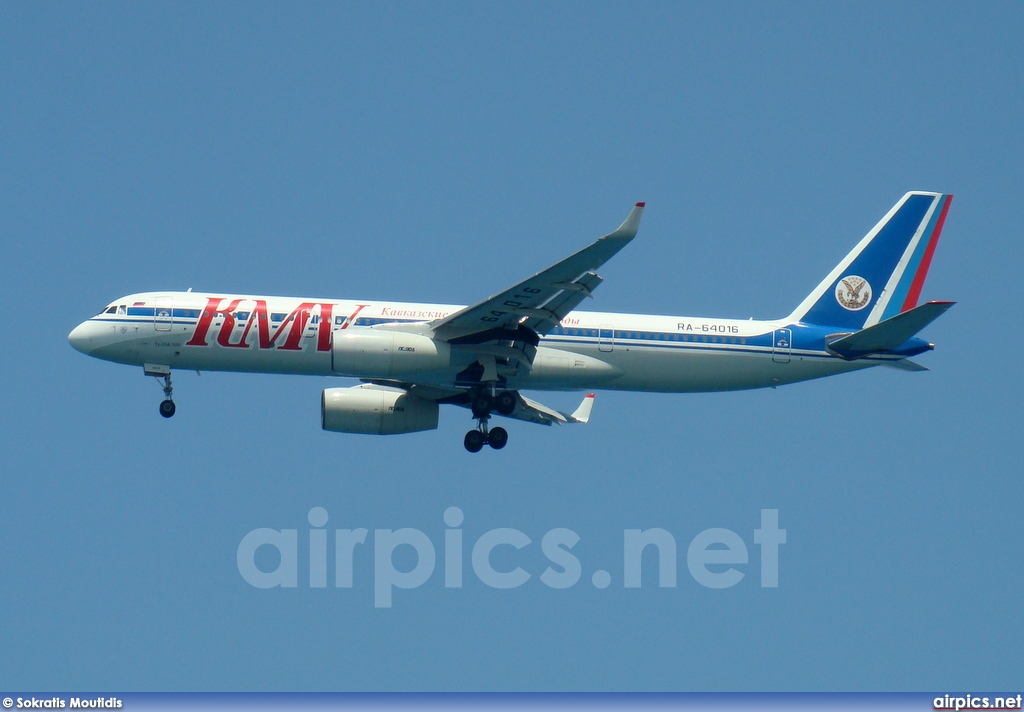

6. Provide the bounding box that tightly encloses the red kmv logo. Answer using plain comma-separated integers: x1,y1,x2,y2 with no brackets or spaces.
186,298,367,352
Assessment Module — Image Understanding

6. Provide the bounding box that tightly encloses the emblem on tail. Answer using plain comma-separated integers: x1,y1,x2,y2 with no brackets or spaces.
835,276,872,311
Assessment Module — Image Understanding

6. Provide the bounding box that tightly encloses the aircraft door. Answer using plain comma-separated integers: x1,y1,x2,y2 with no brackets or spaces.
599,324,614,352
154,297,173,332
772,328,792,364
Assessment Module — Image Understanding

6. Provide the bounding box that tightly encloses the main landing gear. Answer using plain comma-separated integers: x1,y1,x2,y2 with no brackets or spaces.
463,388,516,453
463,423,508,453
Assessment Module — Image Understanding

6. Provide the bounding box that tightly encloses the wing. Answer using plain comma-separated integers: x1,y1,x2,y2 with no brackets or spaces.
360,205,640,432
429,202,645,345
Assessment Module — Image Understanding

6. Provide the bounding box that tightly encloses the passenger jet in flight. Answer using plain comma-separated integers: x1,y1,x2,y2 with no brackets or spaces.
69,192,953,452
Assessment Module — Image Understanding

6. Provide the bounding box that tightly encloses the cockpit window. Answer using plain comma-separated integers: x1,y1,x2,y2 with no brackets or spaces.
117,305,127,315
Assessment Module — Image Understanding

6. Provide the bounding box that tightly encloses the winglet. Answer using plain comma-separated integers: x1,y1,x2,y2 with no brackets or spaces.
568,393,596,424
602,203,646,242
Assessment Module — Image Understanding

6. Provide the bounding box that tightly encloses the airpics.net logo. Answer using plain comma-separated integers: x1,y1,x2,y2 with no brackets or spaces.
236,508,786,607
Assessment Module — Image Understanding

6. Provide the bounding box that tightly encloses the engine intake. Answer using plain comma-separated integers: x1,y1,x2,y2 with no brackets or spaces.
331,329,451,378
321,386,439,435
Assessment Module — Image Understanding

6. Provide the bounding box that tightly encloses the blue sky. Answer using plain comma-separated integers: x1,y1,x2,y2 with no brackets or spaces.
2,1,1022,691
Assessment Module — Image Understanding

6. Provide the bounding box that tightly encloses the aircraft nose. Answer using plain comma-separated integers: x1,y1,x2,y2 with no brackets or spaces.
68,321,95,354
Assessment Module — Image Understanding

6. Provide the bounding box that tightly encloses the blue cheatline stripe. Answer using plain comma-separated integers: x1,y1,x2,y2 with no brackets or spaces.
96,317,198,325
122,307,203,318
354,317,427,326
542,337,834,359
881,194,947,321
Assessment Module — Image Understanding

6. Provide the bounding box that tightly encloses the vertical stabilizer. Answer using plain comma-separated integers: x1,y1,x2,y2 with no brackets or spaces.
787,192,952,329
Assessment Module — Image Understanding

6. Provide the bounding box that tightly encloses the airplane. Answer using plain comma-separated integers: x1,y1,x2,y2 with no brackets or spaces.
68,191,954,452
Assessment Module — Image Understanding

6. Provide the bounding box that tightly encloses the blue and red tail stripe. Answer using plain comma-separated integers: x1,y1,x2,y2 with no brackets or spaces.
881,194,952,321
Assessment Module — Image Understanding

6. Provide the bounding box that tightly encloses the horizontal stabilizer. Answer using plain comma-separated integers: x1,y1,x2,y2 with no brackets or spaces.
881,359,930,372
828,300,955,359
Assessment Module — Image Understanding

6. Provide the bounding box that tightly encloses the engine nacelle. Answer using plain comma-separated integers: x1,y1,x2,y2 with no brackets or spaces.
331,329,452,378
321,386,439,435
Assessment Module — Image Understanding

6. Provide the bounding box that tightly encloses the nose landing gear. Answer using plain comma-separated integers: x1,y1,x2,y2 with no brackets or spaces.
158,373,175,418
145,364,176,418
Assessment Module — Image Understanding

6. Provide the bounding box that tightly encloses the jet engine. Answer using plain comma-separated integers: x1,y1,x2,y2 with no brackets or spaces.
331,329,451,378
321,385,439,435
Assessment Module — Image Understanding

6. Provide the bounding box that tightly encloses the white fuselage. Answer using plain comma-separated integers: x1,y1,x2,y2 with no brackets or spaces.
69,291,879,393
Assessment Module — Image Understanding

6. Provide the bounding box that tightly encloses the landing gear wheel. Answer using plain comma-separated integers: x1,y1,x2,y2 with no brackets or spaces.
495,391,517,416
464,430,485,453
487,426,508,450
159,399,176,418
471,394,493,419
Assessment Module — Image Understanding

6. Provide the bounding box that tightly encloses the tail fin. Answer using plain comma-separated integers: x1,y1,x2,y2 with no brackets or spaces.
787,192,952,329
